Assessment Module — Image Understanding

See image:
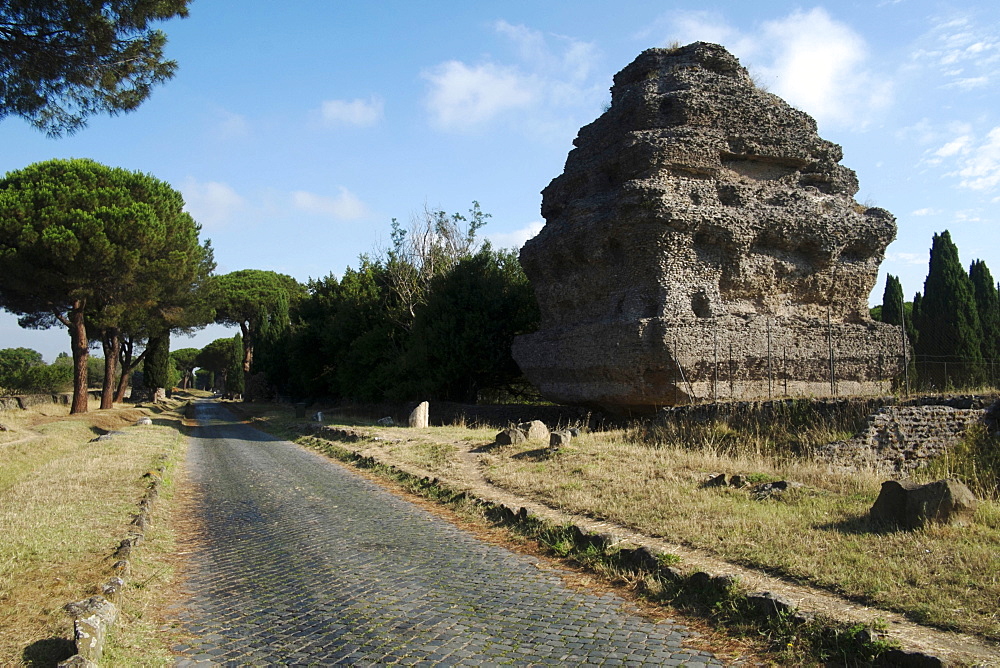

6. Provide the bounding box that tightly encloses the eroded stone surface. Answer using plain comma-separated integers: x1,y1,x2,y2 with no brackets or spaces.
513,42,902,413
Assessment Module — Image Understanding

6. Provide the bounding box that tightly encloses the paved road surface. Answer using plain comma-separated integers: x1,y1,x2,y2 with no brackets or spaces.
170,401,727,666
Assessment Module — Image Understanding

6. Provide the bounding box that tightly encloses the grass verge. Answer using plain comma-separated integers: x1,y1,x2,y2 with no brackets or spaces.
0,397,190,667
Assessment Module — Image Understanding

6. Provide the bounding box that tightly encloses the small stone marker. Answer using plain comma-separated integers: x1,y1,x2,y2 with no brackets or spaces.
870,479,978,529
135,416,153,426
408,401,429,428
312,411,323,422
61,596,118,665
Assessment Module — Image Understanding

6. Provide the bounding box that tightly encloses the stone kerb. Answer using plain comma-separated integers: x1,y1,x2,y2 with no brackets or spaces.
58,447,167,668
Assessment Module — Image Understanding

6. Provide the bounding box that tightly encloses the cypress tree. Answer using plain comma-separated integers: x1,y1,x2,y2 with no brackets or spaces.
880,274,905,326
916,231,983,388
143,332,171,396
969,260,1000,376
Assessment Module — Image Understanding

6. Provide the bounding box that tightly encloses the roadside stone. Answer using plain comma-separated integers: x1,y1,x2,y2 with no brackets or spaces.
751,480,802,500
747,591,797,619
61,596,117,665
135,416,153,426
519,420,549,441
549,430,572,448
408,401,429,428
376,417,394,427
495,428,526,446
870,479,978,529
702,473,727,488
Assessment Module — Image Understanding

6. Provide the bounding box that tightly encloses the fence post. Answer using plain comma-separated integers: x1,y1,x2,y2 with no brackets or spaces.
729,341,734,400
767,317,773,399
899,292,910,397
827,306,836,396
713,325,719,403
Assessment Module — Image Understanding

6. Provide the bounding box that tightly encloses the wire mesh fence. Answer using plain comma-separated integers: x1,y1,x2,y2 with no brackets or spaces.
664,316,997,405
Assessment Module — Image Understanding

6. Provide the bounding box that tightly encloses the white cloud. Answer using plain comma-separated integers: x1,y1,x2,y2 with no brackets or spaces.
423,61,538,130
181,179,244,227
292,187,369,220
934,127,1000,192
935,135,973,158
909,15,1000,88
910,208,942,216
486,221,544,249
754,9,892,128
319,96,384,127
886,252,928,265
422,22,601,133
652,8,892,129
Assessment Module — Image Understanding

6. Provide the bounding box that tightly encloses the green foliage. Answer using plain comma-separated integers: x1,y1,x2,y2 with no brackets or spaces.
0,347,43,380
969,259,1000,363
211,269,303,399
143,333,170,390
880,274,905,327
0,347,73,393
398,246,540,402
0,0,191,136
171,347,199,388
914,231,984,388
228,334,245,395
0,158,213,411
283,204,540,404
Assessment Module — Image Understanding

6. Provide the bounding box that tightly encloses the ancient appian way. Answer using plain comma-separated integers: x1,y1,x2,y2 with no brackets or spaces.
169,401,727,665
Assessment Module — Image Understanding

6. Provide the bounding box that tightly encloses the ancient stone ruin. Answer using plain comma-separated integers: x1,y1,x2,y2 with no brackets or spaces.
513,42,904,414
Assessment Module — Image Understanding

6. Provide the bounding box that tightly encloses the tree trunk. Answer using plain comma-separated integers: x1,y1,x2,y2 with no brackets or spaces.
115,337,134,403
69,303,89,414
241,321,253,401
100,328,120,409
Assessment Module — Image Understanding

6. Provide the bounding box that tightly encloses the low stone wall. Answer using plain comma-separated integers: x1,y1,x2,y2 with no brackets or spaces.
0,391,103,410
815,405,985,473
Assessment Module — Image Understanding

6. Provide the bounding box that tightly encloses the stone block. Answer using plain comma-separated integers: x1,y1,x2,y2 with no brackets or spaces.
870,479,978,529
518,420,549,441
408,401,429,428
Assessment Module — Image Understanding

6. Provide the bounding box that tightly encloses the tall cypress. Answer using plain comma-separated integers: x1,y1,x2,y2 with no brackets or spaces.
969,259,1000,373
143,332,171,396
916,231,983,388
880,274,905,326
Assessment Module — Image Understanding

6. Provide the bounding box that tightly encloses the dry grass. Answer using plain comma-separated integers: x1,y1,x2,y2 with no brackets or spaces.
481,430,1000,640
0,399,187,667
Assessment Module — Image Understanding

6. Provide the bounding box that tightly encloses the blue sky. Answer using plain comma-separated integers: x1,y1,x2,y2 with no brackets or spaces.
3,1,1000,361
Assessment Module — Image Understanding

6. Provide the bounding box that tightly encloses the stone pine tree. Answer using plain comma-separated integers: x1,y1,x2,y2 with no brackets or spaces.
0,0,191,136
0,158,212,413
211,270,302,400
915,231,983,388
969,259,1000,375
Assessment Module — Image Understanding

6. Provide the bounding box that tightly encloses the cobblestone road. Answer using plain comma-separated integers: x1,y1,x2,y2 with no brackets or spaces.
171,401,727,666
